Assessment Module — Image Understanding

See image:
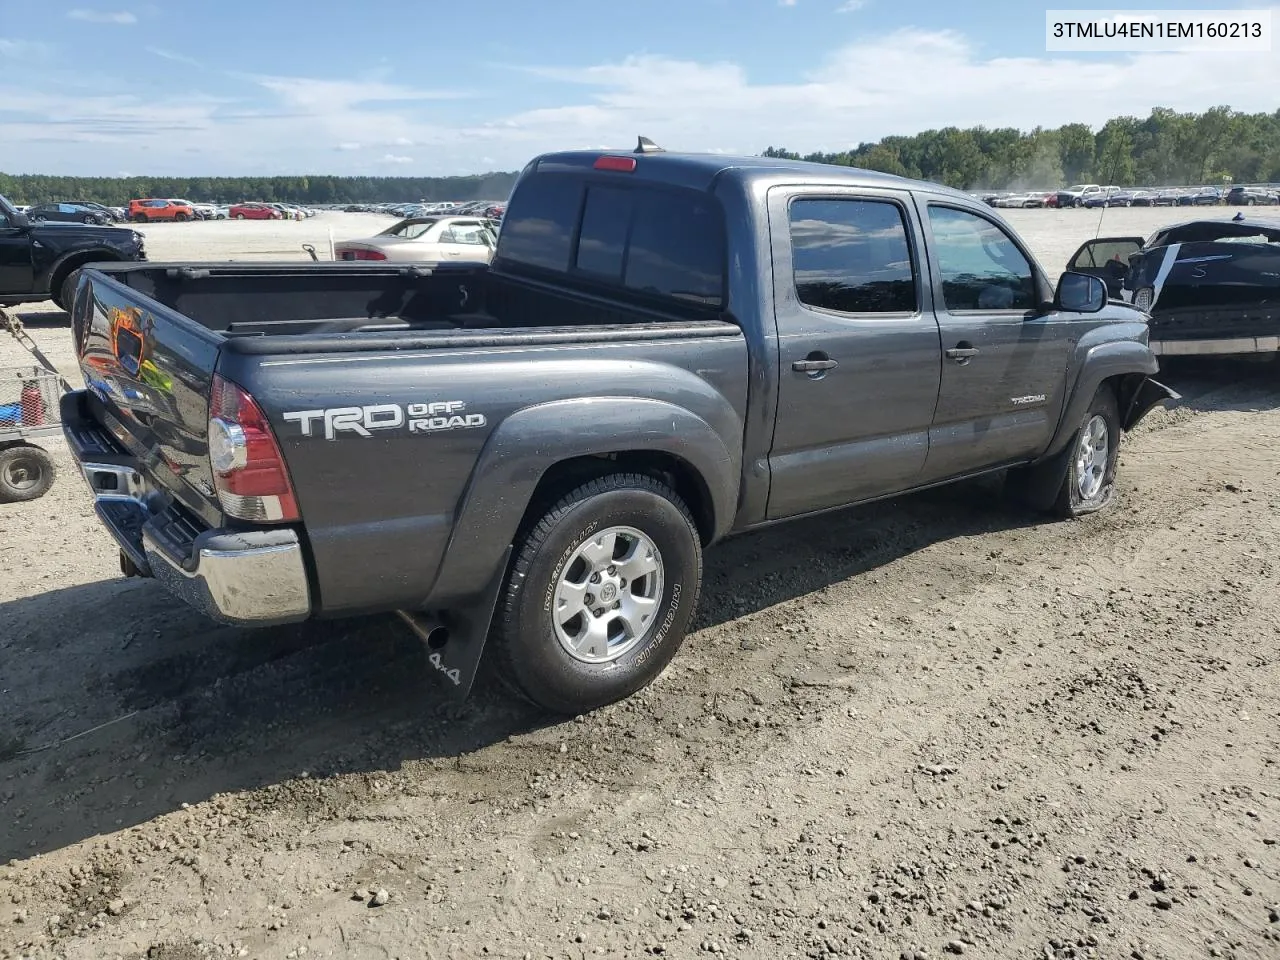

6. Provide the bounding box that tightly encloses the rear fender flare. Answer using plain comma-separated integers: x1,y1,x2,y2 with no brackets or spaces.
425,397,740,607
1040,336,1158,460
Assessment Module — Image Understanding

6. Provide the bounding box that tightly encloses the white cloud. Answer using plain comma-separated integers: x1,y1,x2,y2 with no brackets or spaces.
0,38,53,59
837,0,868,11
146,47,201,67
380,154,413,164
336,142,361,151
780,0,798,6
67,9,137,24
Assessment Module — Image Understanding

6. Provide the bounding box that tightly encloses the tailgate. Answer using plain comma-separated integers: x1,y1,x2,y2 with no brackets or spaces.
73,269,225,526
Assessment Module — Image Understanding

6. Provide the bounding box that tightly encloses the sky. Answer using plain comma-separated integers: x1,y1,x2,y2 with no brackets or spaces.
1,1,1278,177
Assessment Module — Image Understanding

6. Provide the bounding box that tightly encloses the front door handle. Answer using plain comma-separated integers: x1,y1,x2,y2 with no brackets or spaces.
793,356,838,373
945,346,980,360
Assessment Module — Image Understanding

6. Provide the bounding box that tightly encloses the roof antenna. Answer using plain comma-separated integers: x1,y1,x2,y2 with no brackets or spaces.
635,136,665,154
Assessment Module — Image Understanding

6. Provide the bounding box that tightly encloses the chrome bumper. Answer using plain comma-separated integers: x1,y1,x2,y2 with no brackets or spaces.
142,527,311,626
75,458,312,627
1151,336,1279,356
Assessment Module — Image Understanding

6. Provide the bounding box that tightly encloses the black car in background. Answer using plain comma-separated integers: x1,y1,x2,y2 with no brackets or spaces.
1178,187,1222,206
1226,185,1280,206
24,202,113,225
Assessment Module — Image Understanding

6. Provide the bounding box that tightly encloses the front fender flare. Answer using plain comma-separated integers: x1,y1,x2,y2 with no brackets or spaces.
1040,338,1160,460
424,396,741,607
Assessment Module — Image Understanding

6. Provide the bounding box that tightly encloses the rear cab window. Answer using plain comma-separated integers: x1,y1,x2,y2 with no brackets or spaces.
495,172,726,310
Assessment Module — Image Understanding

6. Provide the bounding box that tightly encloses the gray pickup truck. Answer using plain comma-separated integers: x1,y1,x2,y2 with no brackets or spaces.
61,140,1175,714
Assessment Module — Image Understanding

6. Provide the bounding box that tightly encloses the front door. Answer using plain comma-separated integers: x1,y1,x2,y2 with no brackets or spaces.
0,210,35,298
917,201,1072,482
765,188,943,520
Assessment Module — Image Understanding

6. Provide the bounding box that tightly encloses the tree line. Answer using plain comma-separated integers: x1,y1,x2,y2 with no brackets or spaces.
3,105,1279,204
762,105,1280,191
0,172,519,206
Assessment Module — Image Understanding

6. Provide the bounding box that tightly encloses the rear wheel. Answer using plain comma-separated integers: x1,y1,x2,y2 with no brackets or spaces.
51,267,83,312
492,473,703,714
174,213,188,222
133,213,147,223
235,213,245,220
0,445,57,503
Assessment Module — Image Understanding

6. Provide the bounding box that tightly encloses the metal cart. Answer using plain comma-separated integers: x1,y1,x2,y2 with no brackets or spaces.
0,308,71,503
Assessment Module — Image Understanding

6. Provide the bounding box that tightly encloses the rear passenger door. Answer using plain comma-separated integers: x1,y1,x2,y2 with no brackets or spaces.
917,202,1071,482
765,188,943,520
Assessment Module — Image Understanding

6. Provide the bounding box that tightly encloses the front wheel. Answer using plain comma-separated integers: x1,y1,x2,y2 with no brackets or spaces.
492,473,703,714
235,213,245,220
1007,386,1121,519
0,445,57,503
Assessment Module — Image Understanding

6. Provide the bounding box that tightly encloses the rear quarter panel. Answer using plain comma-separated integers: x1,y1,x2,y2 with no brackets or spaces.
219,328,748,616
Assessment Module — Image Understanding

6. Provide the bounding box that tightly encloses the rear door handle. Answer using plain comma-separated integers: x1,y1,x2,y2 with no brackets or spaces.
945,347,980,360
792,358,838,372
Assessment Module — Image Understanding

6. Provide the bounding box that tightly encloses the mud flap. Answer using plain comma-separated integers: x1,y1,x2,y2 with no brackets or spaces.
396,545,512,701
1122,377,1180,430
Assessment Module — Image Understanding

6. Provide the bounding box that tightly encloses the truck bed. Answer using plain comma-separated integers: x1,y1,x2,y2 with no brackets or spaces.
91,261,726,343
69,260,748,619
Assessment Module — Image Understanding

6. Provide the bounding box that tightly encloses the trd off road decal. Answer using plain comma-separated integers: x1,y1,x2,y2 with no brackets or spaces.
282,401,487,440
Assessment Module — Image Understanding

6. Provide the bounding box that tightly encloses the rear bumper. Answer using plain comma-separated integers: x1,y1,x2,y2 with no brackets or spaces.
1151,336,1279,356
61,389,312,626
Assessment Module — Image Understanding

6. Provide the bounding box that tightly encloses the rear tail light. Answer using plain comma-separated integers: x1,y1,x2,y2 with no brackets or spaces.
339,249,386,261
208,374,299,522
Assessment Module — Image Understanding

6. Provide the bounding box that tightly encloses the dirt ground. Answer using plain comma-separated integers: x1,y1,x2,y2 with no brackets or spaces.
1,207,1278,960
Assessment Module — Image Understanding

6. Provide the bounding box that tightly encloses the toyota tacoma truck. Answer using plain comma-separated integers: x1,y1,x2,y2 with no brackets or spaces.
0,193,147,311
59,140,1176,715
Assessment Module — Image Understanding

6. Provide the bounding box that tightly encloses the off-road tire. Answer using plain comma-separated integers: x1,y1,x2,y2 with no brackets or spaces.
492,473,703,714
0,445,57,503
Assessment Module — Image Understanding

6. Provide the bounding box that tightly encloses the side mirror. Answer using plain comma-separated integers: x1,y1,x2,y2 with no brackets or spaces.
9,212,32,230
1054,271,1107,313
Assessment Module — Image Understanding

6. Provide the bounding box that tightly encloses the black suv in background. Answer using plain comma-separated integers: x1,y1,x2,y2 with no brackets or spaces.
0,193,146,310
1226,185,1280,206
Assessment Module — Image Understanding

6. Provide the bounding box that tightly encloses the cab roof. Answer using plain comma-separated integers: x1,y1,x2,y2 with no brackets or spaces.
529,141,978,204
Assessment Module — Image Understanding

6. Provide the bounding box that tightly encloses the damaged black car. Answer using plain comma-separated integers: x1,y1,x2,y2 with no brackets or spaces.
1067,215,1280,357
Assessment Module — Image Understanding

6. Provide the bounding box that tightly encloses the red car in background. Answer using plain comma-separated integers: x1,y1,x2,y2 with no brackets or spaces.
229,202,282,220
128,198,196,222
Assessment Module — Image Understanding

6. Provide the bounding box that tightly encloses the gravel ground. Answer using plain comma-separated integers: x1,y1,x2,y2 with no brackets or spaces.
1,207,1278,960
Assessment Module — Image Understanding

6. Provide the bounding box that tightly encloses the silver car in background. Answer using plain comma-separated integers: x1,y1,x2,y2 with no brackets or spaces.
333,215,498,262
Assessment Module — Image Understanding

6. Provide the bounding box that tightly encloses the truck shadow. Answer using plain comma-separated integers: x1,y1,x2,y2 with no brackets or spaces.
1,473,1037,862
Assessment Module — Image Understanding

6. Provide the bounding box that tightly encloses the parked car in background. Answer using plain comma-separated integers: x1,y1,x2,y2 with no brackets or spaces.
333,215,498,262
183,201,219,220
1226,185,1280,206
0,193,146,310
1178,187,1222,206
67,201,126,221
1067,216,1280,357
1055,184,1104,208
229,202,282,220
1151,188,1182,206
25,202,113,225
129,198,196,222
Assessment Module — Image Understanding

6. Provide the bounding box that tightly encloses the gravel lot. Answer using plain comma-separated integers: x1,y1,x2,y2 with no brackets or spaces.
1,207,1278,960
